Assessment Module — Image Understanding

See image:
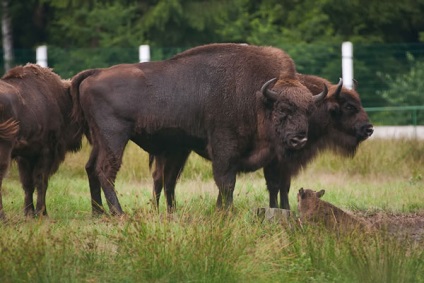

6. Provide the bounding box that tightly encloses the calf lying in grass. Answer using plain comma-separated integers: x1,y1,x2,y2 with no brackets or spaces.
297,188,372,233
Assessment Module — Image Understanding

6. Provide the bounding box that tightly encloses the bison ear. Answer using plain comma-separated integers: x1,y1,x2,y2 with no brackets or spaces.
316,190,325,198
299,188,305,198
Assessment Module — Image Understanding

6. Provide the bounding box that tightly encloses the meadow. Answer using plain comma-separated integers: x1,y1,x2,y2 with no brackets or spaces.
0,138,423,282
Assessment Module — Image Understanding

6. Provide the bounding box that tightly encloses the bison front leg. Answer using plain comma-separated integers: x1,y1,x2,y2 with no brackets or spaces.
212,162,237,210
264,160,292,210
278,179,291,210
152,151,190,213
35,175,49,217
163,151,190,213
151,155,165,210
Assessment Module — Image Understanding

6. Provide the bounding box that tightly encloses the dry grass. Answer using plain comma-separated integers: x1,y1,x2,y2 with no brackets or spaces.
0,138,423,282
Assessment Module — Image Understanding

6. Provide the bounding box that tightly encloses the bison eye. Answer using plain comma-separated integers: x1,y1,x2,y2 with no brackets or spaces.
345,104,357,112
278,109,289,118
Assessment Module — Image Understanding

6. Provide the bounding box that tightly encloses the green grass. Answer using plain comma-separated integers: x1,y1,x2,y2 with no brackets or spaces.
1,139,423,282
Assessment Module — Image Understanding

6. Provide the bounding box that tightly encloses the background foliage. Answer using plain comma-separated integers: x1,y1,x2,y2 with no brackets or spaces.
1,0,424,118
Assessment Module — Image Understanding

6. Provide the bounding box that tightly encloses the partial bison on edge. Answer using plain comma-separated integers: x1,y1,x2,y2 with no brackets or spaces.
0,64,83,219
149,75,373,212
71,43,327,216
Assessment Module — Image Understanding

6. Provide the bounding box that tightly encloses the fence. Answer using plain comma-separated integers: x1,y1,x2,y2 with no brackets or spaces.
1,42,424,126
365,106,424,126
365,106,424,139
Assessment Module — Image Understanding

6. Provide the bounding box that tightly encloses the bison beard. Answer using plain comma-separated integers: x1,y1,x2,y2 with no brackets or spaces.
0,64,83,219
71,43,327,216
149,76,373,213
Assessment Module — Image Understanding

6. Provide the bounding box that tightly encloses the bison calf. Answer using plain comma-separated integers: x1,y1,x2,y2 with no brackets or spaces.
297,188,371,232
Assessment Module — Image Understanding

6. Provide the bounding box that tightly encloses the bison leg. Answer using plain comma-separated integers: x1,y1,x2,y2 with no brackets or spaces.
264,160,291,210
96,156,124,216
163,151,190,213
17,158,36,217
0,171,6,220
151,151,189,213
86,144,105,216
278,179,291,210
34,174,49,217
0,145,13,219
212,161,237,210
0,179,4,220
151,155,165,210
33,147,58,217
92,125,131,216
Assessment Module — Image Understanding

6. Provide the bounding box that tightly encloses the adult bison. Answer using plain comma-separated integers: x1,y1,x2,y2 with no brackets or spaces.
150,75,373,212
71,43,327,216
0,64,83,219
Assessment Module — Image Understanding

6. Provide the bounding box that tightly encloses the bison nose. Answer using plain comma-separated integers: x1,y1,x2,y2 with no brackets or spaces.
361,123,374,139
288,135,308,150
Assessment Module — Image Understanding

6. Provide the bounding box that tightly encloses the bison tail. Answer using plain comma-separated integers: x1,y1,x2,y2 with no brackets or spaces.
0,118,19,141
70,69,98,144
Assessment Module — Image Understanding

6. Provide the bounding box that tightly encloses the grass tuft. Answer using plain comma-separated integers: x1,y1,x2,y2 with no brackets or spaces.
0,139,423,282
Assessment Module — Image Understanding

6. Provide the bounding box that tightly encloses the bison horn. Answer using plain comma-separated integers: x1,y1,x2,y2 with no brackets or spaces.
261,78,279,101
353,78,358,90
313,84,328,103
335,78,343,98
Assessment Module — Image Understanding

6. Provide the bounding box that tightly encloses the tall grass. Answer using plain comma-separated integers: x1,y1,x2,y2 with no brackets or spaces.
0,139,423,282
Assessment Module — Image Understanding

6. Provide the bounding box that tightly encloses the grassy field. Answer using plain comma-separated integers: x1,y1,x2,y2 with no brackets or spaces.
0,139,423,282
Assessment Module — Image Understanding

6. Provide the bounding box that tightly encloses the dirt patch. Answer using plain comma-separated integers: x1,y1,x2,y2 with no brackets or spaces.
358,211,424,243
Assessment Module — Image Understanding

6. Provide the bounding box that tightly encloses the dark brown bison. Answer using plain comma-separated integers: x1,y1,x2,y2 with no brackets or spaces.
71,43,327,216
0,64,83,219
149,75,373,212
297,188,372,232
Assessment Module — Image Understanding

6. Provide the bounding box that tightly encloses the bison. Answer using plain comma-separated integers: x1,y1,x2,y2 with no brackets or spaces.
0,64,83,219
149,75,373,212
71,43,327,216
297,188,372,232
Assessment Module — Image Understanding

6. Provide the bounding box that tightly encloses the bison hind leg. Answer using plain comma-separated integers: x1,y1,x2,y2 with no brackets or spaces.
17,158,37,217
86,144,105,216
93,131,131,216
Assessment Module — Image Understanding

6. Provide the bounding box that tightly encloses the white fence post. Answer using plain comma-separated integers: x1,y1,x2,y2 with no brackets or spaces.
139,45,150,62
342,41,353,89
36,45,48,67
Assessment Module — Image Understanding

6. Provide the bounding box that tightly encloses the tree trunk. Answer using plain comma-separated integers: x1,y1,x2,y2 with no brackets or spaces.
2,0,13,72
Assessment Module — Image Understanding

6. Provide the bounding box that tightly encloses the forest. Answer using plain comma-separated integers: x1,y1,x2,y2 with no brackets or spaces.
2,0,424,118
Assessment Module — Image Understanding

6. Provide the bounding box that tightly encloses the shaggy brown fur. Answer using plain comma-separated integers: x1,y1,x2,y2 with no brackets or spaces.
71,43,327,216
148,73,373,213
0,63,83,219
297,188,372,232
0,118,19,141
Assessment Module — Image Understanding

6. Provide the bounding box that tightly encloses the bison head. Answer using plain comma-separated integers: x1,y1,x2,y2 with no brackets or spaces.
297,187,326,215
315,78,373,156
261,78,327,152
297,187,325,201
